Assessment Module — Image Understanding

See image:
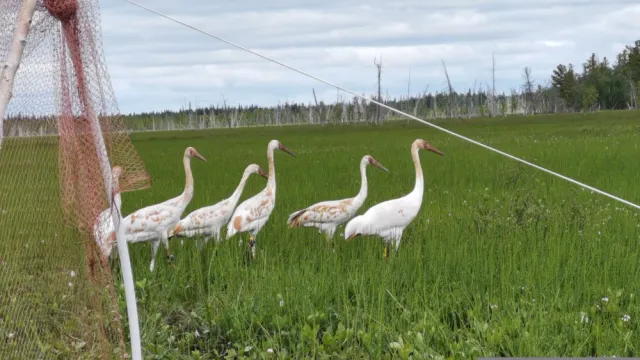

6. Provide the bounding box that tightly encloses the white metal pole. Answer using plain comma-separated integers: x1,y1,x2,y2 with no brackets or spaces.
74,40,145,360
0,0,38,152
84,86,143,360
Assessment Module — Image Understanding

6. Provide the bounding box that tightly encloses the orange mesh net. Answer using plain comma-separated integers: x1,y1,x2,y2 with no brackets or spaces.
1,0,150,358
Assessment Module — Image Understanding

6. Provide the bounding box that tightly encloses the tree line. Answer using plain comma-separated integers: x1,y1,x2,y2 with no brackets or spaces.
4,40,639,136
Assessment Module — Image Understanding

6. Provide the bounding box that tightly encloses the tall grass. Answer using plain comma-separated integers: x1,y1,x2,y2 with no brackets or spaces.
113,111,637,358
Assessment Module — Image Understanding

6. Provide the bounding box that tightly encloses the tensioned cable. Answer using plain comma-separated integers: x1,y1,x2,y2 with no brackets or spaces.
124,0,640,211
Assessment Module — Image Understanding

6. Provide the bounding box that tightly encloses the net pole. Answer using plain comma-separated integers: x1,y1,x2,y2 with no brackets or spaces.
58,18,142,359
0,0,38,152
79,63,144,360
85,100,142,360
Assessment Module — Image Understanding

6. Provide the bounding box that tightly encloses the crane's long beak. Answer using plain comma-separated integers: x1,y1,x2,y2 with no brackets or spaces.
258,168,268,179
424,143,444,156
346,233,360,242
371,159,389,173
279,144,296,157
194,151,207,162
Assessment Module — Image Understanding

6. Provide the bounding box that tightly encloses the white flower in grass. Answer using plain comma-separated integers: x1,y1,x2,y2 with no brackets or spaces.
68,282,73,287
8,332,14,339
490,304,498,310
601,297,609,303
622,314,630,322
580,312,589,323
70,270,76,277
267,348,274,354
195,329,200,338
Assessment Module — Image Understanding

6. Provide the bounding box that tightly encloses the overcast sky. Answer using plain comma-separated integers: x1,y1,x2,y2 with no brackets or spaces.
98,0,639,114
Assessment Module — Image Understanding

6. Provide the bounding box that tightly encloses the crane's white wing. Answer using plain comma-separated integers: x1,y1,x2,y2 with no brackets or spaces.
357,194,421,234
93,207,116,258
159,193,186,208
287,199,354,227
171,199,233,236
226,189,274,236
123,204,180,236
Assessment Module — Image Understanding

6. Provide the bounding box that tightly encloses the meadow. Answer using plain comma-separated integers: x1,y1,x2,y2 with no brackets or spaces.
110,110,640,359
2,110,640,359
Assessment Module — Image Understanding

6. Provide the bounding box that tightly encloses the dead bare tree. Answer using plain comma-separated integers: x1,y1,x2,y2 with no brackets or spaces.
491,53,497,116
414,85,428,117
312,88,320,124
374,55,383,124
441,59,455,118
627,76,637,109
522,66,535,115
221,94,232,128
407,69,411,113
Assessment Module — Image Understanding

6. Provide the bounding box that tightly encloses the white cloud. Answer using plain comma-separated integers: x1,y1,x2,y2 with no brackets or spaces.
5,0,640,114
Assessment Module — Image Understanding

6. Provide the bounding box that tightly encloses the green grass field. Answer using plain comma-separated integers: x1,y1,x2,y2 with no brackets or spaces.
113,111,640,359
3,111,640,359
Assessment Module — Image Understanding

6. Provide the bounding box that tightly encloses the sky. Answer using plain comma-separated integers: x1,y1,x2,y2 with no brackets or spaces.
70,0,640,114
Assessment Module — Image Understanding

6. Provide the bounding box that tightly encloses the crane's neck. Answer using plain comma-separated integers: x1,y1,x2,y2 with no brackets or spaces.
267,147,276,190
113,193,123,218
353,161,368,206
411,144,424,196
111,183,122,212
182,155,194,203
229,171,251,205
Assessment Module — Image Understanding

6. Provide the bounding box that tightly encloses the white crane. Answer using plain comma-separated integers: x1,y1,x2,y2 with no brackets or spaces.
286,155,389,243
226,139,296,258
168,163,268,243
344,139,444,259
92,165,124,265
124,146,206,271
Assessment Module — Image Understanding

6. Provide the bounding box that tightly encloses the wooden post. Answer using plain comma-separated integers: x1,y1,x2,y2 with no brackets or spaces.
0,0,38,152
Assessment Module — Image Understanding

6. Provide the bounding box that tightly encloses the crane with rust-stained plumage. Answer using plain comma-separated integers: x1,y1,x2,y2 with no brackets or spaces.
344,139,444,259
92,165,125,271
287,155,389,243
169,163,268,243
124,146,206,271
226,140,296,258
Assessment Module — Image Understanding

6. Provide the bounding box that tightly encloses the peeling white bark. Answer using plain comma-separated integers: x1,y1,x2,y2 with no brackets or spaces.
0,0,38,152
